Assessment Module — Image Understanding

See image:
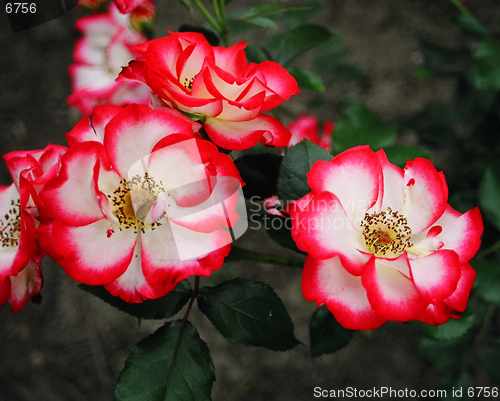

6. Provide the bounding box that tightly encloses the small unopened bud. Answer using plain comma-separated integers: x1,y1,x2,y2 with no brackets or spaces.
130,2,156,38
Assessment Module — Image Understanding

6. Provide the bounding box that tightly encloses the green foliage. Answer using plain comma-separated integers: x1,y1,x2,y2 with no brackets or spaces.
198,278,300,350
309,305,353,357
280,2,324,29
418,334,474,369
313,48,366,84
473,260,500,306
474,39,500,91
479,167,500,232
79,280,192,320
454,15,490,39
114,320,214,401
244,43,269,63
416,315,474,341
234,153,282,200
332,104,397,153
277,139,331,204
236,3,309,21
229,4,315,34
287,66,325,92
274,24,337,66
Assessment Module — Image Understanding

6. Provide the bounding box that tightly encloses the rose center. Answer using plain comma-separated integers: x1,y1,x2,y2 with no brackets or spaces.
106,173,166,234
182,75,196,93
0,198,21,248
361,207,412,257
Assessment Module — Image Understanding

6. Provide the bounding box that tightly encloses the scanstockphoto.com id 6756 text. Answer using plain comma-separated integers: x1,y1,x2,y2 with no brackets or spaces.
313,386,499,398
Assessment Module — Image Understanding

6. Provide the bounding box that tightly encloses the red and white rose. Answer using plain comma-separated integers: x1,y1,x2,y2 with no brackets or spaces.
40,104,245,303
68,4,152,116
119,31,300,150
288,146,483,330
0,144,67,311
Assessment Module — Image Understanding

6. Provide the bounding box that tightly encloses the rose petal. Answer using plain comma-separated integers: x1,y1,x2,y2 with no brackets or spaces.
302,255,386,330
401,158,448,234
204,113,291,150
104,239,172,302
432,205,483,263
289,191,368,275
410,249,461,304
52,219,137,285
362,256,427,321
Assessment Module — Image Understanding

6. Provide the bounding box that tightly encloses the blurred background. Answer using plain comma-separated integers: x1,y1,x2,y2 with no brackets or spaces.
1,0,500,399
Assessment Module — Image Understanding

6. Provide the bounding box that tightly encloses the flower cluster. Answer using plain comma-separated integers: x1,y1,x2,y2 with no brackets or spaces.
4,10,483,333
288,146,483,330
67,3,152,115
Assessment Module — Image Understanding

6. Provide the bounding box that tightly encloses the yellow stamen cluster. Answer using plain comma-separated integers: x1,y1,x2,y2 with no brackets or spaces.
0,198,21,248
183,75,196,93
106,173,166,234
361,207,412,257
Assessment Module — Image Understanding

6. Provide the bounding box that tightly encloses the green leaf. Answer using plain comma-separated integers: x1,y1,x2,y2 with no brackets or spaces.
474,39,500,90
383,145,432,168
416,315,474,341
236,3,288,20
244,44,269,63
281,2,324,29
417,334,473,369
198,278,300,351
287,66,325,92
244,16,277,29
309,305,353,357
479,167,500,231
234,153,282,200
277,139,331,204
332,104,397,153
276,23,336,65
473,259,500,305
114,320,214,401
79,280,191,320
454,15,490,39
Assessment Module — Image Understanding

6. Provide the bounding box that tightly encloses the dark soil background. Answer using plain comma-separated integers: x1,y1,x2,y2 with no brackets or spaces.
1,1,500,400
